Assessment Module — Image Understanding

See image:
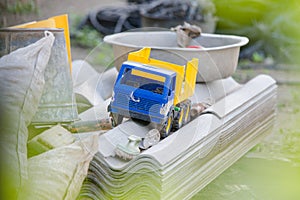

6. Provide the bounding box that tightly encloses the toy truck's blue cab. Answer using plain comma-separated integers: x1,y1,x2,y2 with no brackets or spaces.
109,61,176,125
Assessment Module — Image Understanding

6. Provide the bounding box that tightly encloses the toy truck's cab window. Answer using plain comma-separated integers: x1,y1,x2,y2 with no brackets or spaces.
120,68,166,95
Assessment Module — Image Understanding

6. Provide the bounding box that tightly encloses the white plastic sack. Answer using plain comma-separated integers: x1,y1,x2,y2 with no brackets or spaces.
19,134,99,200
0,31,55,197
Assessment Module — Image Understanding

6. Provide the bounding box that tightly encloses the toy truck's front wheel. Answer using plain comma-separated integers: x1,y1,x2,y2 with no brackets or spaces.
183,100,191,125
174,100,191,130
110,113,124,127
160,111,174,138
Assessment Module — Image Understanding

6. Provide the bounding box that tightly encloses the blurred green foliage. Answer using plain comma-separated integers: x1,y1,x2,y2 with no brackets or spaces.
6,0,37,14
69,14,115,70
212,0,300,65
69,14,103,48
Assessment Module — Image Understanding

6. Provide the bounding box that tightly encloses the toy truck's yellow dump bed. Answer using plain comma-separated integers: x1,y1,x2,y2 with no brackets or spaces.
127,47,198,105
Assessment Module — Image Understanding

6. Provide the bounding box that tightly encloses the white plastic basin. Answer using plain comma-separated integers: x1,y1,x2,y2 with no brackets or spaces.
104,31,248,82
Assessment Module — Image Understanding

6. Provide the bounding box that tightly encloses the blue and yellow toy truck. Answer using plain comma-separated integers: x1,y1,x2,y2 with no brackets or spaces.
108,47,198,137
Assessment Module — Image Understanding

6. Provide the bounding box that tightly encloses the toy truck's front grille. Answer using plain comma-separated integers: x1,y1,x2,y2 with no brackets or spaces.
115,93,161,112
129,98,160,112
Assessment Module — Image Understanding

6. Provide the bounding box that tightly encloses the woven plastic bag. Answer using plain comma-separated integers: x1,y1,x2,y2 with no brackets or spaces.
0,31,55,198
19,134,98,200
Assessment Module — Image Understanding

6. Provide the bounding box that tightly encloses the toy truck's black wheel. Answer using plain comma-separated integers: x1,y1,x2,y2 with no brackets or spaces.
183,101,191,125
173,108,184,130
110,113,123,127
161,111,173,138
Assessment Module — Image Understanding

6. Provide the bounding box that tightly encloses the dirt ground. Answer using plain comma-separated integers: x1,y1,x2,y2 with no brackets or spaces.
37,0,126,19
1,0,126,26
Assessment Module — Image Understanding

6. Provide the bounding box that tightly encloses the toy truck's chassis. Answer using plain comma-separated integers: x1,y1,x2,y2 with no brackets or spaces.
109,99,192,138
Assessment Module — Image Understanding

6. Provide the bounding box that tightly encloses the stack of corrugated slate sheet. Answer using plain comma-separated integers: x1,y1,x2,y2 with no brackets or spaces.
77,73,277,200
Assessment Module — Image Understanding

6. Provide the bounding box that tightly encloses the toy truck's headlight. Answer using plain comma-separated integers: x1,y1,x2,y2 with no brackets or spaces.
160,104,168,115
